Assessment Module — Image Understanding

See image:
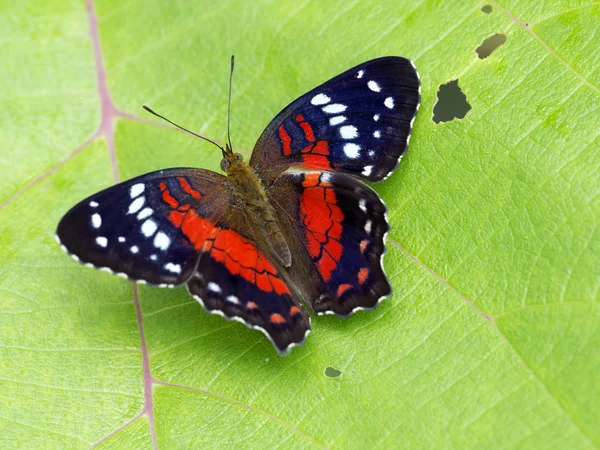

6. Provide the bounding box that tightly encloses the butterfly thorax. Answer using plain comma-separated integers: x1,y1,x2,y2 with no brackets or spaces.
225,158,292,267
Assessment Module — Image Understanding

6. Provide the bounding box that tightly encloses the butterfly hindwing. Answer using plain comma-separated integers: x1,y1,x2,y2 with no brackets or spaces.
186,211,311,354
250,56,420,183
269,170,390,316
56,168,230,286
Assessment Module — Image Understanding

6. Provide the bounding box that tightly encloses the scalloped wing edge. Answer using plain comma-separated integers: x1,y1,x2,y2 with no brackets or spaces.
188,288,312,356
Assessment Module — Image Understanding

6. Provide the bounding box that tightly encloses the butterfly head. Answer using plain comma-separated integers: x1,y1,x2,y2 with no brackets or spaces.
220,144,244,173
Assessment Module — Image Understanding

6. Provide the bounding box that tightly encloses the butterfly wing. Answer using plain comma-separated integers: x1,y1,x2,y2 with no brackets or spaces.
249,56,420,183
186,208,311,355
56,168,231,286
57,168,310,353
268,170,390,316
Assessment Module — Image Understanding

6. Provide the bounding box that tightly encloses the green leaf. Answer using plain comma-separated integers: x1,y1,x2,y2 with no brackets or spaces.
1,0,598,448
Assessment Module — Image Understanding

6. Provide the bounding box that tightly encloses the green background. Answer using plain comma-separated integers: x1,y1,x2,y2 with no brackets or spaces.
1,0,598,448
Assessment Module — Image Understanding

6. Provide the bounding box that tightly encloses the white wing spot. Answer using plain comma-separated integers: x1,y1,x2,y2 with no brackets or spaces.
141,219,158,237
362,165,373,176
329,115,346,126
208,282,222,294
89,201,99,208
226,295,240,304
365,220,372,233
368,150,375,157
322,103,347,114
321,172,333,183
130,245,139,254
368,80,381,92
373,130,381,138
154,232,170,250
357,70,364,78
384,97,395,109
130,183,145,198
137,207,153,220
311,93,330,105
165,263,181,274
118,236,125,243
128,196,145,214
150,254,157,261
344,143,361,158
91,213,102,229
96,236,107,247
339,125,358,139
359,199,367,212
373,114,380,121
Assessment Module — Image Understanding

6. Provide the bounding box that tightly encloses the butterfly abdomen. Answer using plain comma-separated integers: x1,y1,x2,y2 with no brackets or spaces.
226,160,292,267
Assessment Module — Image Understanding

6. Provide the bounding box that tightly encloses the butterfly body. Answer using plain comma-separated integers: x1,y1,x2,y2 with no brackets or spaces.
223,154,292,267
57,57,421,354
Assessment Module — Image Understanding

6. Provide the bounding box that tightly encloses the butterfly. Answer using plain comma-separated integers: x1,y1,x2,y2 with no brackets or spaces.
56,56,420,355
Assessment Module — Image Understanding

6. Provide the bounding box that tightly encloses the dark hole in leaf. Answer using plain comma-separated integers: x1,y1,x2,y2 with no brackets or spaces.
432,79,471,124
324,367,342,378
481,4,492,13
476,33,507,59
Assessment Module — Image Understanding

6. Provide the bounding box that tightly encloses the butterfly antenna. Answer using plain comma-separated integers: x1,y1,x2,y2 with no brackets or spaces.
226,55,235,154
143,105,225,153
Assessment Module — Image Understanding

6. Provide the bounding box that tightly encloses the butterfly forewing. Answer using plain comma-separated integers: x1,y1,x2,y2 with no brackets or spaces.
56,168,230,286
250,57,420,183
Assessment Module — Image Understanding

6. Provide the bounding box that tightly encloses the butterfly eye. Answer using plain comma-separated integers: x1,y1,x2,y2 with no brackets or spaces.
234,153,243,161
220,159,230,171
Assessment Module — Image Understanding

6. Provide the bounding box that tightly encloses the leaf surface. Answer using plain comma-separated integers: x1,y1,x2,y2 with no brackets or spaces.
1,1,598,448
